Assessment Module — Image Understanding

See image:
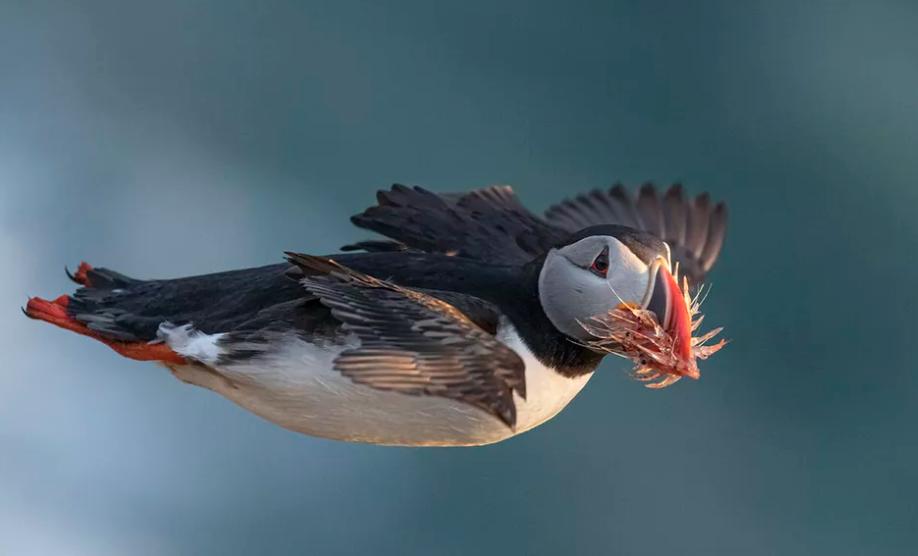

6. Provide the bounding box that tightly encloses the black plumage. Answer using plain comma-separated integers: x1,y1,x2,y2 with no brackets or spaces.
350,184,563,264
352,183,726,285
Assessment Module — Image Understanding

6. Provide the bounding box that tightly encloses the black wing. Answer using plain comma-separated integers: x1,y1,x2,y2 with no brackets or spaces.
287,253,526,428
545,184,727,284
351,183,727,285
350,184,565,265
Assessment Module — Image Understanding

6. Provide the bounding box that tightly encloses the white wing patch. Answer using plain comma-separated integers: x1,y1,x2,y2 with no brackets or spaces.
157,322,225,365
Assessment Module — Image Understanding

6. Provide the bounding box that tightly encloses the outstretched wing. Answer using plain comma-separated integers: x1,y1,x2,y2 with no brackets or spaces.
350,183,727,284
545,184,727,284
286,253,526,428
350,184,565,264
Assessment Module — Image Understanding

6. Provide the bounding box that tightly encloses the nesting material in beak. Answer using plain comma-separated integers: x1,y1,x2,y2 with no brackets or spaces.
580,267,727,389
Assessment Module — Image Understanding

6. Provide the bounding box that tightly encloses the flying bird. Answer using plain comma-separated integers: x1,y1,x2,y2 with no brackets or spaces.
24,183,727,446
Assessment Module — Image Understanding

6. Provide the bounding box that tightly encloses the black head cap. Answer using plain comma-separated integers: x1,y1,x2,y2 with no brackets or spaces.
558,225,668,265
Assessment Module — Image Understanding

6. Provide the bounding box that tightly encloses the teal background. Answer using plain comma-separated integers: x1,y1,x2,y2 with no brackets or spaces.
2,1,917,554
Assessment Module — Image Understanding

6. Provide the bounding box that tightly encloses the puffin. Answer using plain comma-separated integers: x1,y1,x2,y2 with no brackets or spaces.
24,183,727,446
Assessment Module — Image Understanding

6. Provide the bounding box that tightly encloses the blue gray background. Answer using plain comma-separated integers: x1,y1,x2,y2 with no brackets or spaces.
2,1,917,554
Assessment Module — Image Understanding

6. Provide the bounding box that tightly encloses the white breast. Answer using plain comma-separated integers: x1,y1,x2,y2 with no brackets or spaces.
496,324,594,435
165,322,594,446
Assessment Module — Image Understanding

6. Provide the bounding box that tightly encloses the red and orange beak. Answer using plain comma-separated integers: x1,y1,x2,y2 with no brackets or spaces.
645,263,698,379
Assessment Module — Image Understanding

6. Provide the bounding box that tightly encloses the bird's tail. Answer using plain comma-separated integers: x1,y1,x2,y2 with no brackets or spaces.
23,262,186,364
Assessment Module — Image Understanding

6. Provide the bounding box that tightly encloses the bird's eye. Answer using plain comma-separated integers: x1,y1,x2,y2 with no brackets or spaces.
590,247,609,277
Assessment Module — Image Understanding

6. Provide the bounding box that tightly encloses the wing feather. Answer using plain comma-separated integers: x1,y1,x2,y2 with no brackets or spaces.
662,185,688,246
351,182,727,284
351,184,565,264
287,253,526,428
544,183,727,284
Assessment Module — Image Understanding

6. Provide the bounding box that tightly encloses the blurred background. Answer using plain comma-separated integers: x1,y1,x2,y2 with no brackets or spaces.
2,1,917,554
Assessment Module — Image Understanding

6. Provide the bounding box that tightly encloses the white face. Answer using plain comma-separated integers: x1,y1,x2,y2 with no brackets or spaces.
538,235,668,340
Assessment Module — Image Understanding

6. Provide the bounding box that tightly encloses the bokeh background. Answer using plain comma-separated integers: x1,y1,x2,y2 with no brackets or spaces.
2,1,917,554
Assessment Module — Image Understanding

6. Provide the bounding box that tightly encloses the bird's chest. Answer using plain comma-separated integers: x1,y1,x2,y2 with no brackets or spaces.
496,324,594,434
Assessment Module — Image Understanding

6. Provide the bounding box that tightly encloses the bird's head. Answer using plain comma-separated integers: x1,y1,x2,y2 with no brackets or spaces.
538,225,725,387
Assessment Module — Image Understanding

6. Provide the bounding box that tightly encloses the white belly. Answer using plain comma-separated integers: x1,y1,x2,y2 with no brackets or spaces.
166,324,593,446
